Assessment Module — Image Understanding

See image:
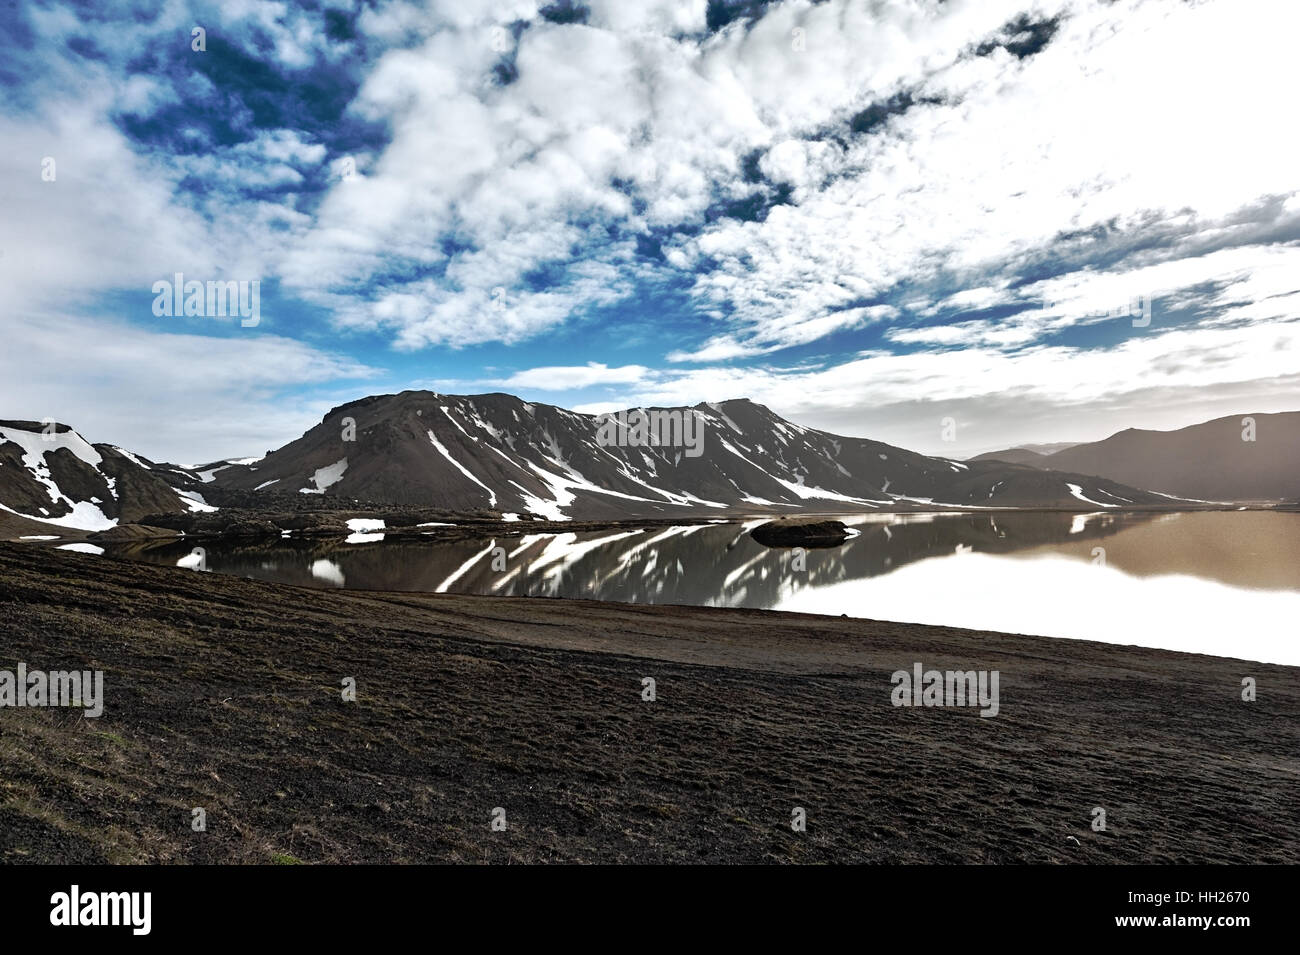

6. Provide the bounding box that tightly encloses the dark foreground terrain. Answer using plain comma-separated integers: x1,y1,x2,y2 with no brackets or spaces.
0,543,1296,864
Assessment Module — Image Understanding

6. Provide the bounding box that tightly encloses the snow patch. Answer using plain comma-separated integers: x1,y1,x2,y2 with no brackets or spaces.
427,430,497,506
1066,483,1117,508
300,458,348,494
110,446,150,469
177,489,218,513
440,406,472,437
0,424,119,530
196,464,230,484
0,499,117,531
57,543,104,555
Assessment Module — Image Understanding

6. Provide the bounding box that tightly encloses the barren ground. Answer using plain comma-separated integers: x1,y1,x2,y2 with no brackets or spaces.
0,543,1295,864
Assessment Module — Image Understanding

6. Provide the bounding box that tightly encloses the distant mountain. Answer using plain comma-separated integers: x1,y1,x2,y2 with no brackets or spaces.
969,442,1078,463
1001,412,1300,502
197,391,1175,519
0,420,202,534
1027,442,1081,455
967,448,1050,466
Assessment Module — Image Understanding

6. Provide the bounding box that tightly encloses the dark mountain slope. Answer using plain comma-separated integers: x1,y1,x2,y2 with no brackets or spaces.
202,391,1174,518
1041,412,1300,501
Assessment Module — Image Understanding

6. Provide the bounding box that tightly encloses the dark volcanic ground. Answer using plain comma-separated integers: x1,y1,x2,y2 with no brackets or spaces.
0,543,1296,864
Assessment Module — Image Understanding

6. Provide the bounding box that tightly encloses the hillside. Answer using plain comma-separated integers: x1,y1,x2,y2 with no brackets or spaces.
1032,413,1300,501
0,420,199,535
198,391,1175,519
967,448,1051,466
4,397,1231,531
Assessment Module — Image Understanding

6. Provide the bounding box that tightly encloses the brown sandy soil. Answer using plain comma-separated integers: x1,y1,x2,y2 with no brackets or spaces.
0,542,1296,864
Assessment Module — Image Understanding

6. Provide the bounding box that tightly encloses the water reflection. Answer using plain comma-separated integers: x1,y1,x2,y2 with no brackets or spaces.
107,510,1300,664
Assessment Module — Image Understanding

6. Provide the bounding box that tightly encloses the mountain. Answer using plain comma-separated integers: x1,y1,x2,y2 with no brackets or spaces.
992,412,1300,502
199,391,1175,519
1025,442,1080,455
969,442,1078,463
0,420,202,535
968,448,1051,466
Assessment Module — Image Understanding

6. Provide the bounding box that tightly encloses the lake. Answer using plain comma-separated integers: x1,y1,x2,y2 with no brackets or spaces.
105,510,1300,665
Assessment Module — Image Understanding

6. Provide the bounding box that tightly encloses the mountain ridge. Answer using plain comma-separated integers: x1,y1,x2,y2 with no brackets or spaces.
0,419,205,536
193,390,1177,519
6,396,1277,533
971,411,1300,501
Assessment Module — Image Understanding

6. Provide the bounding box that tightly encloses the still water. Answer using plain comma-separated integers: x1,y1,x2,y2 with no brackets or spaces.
108,511,1300,665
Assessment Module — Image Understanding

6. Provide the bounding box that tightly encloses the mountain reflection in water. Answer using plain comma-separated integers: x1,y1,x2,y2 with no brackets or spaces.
108,510,1300,664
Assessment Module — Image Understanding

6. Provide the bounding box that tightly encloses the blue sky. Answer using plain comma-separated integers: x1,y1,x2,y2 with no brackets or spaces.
2,0,1299,463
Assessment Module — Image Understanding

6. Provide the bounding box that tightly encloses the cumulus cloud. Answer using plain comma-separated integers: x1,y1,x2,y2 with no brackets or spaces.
0,102,219,314
486,362,650,390
4,0,1299,459
15,0,1300,355
676,0,1300,355
579,313,1300,454
0,309,381,463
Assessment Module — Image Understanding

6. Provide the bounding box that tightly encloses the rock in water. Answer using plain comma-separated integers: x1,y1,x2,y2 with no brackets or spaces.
750,519,850,548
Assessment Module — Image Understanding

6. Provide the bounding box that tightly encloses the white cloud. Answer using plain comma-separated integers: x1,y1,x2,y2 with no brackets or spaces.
19,0,1300,364
0,310,381,463
7,0,1300,460
0,103,220,315
488,362,650,389
679,0,1300,353
585,315,1300,454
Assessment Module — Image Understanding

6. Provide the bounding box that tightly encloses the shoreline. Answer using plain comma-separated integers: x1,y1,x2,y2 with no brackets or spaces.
0,499,1282,546
1,543,1296,864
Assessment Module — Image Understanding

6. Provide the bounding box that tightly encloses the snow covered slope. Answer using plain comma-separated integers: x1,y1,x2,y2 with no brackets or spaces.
0,420,197,532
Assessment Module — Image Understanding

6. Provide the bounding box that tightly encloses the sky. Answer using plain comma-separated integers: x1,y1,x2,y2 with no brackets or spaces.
2,0,1298,464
